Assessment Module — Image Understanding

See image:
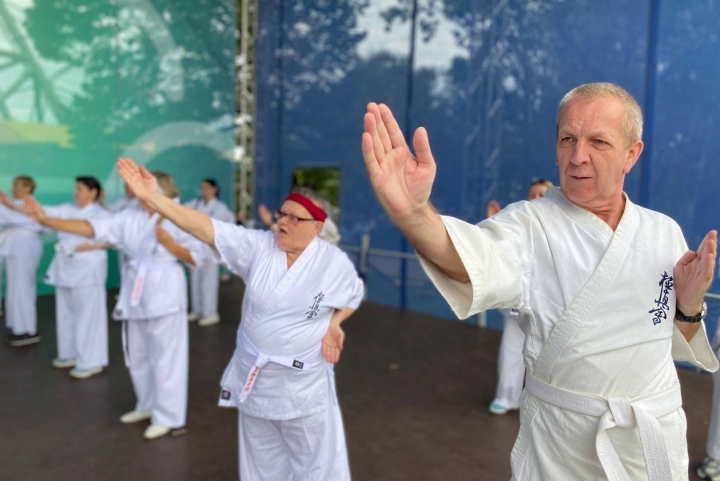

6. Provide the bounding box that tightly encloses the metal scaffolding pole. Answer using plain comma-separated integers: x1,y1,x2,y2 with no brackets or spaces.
236,0,256,222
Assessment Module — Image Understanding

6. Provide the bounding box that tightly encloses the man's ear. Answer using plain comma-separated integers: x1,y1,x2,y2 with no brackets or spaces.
624,140,644,174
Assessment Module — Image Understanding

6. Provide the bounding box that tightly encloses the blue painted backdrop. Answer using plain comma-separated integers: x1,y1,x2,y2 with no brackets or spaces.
254,0,720,333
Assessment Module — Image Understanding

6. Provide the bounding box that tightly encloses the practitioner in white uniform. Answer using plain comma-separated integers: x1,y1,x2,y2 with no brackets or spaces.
25,171,202,440
361,84,718,480
115,157,364,480
42,177,111,378
184,179,234,326
488,179,552,415
0,177,44,347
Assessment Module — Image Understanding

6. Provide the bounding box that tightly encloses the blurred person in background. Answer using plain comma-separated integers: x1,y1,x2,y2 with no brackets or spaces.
184,179,234,326
0,176,44,347
487,179,553,416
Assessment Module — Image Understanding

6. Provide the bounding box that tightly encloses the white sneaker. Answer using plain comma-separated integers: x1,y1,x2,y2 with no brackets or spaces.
488,400,518,415
52,358,76,369
143,425,171,440
69,366,103,379
187,312,202,322
198,313,220,327
698,457,720,480
120,410,152,424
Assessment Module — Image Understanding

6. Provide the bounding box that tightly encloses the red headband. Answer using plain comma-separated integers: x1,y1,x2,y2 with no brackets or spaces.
285,193,327,222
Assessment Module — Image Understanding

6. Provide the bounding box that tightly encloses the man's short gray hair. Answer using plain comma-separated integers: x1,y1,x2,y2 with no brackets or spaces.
556,82,643,145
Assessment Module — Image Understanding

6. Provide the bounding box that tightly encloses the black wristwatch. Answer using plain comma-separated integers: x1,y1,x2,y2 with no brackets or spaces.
675,302,707,323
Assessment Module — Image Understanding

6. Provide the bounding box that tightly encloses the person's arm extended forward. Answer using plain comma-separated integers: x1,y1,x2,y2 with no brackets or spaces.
361,102,468,282
117,158,215,247
395,203,468,282
23,198,95,237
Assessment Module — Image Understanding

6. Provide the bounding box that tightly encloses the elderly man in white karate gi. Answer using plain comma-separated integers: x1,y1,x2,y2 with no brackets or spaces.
26,171,203,440
0,176,45,347
184,178,235,327
361,82,718,481
115,158,364,480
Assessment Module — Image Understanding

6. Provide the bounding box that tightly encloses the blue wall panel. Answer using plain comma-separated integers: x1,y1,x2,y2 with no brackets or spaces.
256,0,720,327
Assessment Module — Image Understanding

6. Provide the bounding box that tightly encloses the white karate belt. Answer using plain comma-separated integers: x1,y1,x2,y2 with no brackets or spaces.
54,242,76,258
237,330,324,403
124,259,178,307
526,373,682,481
0,226,36,247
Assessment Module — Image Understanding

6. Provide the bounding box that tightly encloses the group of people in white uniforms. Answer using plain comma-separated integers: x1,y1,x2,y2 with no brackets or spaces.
26,171,204,440
0,176,45,347
486,179,553,416
184,178,235,327
361,83,718,480
1,176,114,378
111,158,364,480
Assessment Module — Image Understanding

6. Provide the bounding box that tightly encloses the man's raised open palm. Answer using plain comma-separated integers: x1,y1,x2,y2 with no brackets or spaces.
361,103,437,223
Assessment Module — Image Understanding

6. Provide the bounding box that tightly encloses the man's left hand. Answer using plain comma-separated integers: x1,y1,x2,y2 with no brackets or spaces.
675,230,717,316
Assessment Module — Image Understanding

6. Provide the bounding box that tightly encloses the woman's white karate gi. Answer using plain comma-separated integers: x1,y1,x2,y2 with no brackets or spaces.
184,179,235,326
0,177,44,347
34,177,110,378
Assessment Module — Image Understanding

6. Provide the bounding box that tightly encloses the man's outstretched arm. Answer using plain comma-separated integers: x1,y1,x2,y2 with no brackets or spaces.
361,102,468,282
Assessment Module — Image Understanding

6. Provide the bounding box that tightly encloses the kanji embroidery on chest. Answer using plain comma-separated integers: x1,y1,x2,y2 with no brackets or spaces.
305,291,325,320
648,271,674,326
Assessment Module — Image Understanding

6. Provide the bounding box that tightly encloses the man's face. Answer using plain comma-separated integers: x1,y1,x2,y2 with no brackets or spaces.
275,200,322,252
556,98,643,210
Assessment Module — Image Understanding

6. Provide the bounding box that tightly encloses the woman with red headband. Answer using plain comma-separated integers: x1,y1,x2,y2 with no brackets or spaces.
115,158,364,480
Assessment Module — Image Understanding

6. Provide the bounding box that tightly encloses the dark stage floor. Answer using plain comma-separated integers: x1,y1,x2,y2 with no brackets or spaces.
0,278,715,480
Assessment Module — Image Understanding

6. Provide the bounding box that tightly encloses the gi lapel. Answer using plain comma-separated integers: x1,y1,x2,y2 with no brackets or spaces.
511,197,640,477
258,237,320,317
533,196,639,383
